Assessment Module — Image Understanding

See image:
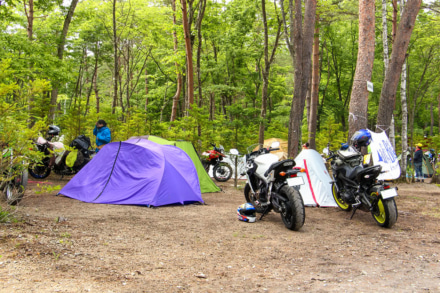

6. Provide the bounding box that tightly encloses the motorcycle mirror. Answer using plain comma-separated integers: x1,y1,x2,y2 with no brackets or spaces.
323,147,329,155
229,148,239,155
270,141,280,149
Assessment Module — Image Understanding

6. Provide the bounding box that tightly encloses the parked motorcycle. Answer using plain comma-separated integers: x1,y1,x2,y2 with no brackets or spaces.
324,130,398,228
1,147,28,205
28,134,93,179
243,141,305,231
201,143,233,182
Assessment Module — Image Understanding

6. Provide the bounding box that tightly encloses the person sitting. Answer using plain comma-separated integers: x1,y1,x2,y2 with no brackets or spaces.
93,120,111,153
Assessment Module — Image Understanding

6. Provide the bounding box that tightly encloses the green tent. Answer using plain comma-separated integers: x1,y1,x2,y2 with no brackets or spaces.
129,135,221,193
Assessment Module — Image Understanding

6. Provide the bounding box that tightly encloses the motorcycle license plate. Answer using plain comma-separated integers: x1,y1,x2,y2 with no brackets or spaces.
287,177,304,186
381,188,398,199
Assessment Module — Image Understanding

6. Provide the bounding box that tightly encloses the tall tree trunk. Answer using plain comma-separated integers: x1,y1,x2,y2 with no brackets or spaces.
400,57,408,179
24,0,34,127
181,0,194,112
348,0,375,139
308,18,319,150
170,0,182,122
112,0,118,115
196,0,206,108
376,0,422,135
258,0,282,145
287,0,317,157
49,0,79,122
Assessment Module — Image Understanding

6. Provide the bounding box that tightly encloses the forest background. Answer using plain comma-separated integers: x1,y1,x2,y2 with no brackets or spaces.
1,0,440,179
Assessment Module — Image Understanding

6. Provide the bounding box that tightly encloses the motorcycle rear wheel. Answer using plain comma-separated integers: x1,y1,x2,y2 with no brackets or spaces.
4,182,25,205
332,183,352,212
279,185,305,231
28,164,51,179
213,163,232,182
371,197,398,228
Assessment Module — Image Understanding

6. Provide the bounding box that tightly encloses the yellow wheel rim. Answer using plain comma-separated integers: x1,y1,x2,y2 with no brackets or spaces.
332,184,350,210
373,198,386,224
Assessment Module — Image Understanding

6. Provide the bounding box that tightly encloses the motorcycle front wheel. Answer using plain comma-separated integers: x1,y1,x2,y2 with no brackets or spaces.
279,185,305,231
371,197,398,228
4,182,25,205
28,163,51,179
213,163,232,182
332,183,352,212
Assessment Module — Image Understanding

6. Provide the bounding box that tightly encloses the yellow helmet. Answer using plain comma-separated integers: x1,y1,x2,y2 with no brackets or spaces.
416,143,423,148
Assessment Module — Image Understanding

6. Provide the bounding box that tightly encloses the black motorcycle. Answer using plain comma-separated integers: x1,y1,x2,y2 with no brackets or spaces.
243,142,305,231
324,143,398,228
29,135,92,179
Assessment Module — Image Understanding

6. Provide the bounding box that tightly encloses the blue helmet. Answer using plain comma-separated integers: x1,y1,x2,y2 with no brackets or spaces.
237,203,256,223
340,143,349,150
351,129,372,148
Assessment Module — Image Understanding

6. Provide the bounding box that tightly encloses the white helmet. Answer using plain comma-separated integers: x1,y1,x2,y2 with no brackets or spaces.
237,203,256,223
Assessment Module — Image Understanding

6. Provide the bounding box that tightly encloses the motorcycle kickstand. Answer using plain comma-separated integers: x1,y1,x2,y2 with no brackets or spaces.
259,205,271,221
349,198,362,220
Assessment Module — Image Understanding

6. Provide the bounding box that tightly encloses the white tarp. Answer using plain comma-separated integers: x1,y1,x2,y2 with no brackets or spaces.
294,149,337,207
368,130,401,180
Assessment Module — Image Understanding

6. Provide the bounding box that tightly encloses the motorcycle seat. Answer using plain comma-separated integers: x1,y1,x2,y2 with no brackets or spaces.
264,159,296,177
337,150,362,160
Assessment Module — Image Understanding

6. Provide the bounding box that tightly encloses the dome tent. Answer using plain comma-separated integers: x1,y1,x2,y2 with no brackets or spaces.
59,139,203,206
129,135,221,193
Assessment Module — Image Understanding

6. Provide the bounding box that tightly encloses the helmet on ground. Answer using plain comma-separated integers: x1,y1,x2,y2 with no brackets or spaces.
237,203,256,223
351,129,372,148
47,125,61,136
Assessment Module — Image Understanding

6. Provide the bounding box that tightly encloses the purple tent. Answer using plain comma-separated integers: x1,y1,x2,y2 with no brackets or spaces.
59,139,203,206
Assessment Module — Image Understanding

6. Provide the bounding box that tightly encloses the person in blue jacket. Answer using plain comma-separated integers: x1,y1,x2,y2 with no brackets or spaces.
93,119,111,153
414,143,424,182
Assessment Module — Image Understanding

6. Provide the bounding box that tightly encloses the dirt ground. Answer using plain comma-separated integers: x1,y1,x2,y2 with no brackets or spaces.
1,175,440,293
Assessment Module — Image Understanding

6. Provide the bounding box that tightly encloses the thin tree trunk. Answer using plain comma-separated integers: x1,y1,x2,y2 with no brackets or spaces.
170,0,182,122
145,68,148,112
94,65,100,114
196,0,206,108
112,0,118,115
49,0,79,122
181,0,194,112
308,19,319,150
258,0,282,145
376,0,422,135
430,102,434,136
348,0,375,139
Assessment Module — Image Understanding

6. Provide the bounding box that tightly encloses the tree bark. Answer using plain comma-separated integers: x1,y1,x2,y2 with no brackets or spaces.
181,0,194,112
287,0,317,157
348,0,375,139
308,18,319,150
376,0,422,135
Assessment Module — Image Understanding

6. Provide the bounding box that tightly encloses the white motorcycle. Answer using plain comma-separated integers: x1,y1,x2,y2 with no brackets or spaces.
243,142,306,231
